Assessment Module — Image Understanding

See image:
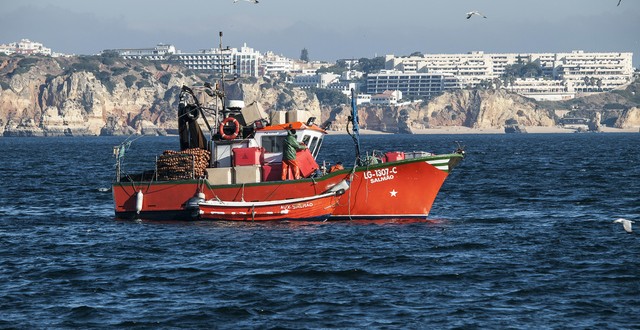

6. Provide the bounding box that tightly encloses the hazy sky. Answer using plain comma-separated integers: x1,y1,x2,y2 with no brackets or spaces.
1,0,638,66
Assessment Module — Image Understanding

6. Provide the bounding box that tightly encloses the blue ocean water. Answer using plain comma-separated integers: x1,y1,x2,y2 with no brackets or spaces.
1,133,639,329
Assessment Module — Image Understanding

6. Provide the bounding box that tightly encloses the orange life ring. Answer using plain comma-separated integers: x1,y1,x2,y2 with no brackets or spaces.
219,117,240,140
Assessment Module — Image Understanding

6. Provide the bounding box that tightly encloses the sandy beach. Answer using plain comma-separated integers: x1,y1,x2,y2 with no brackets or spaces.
328,126,640,135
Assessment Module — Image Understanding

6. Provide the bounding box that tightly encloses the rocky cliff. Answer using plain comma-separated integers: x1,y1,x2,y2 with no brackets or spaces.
324,89,557,133
615,107,640,128
1,54,639,136
0,55,320,136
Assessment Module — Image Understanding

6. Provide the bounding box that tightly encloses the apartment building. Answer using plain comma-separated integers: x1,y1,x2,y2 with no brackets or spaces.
114,43,176,60
367,70,462,98
381,51,633,99
261,51,294,76
111,43,260,77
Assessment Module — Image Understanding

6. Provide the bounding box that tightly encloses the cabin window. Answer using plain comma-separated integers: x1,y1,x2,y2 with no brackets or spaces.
261,136,286,153
302,135,311,146
309,136,322,157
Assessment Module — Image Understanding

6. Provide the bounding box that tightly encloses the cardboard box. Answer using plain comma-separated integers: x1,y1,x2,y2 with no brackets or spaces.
270,111,287,125
206,168,233,185
241,101,268,125
233,147,264,166
286,110,311,124
234,165,262,184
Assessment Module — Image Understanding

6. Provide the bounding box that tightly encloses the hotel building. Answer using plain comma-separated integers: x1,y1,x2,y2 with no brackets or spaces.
374,51,634,100
111,43,260,77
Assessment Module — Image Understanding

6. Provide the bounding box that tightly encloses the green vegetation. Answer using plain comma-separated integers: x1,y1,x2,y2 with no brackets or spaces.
17,57,40,67
69,57,101,73
111,67,129,76
100,53,118,66
503,60,544,79
10,66,30,77
123,74,137,88
300,48,309,62
8,57,41,77
353,57,385,74
317,60,349,75
95,71,116,93
309,87,349,106
159,73,172,85
136,80,152,89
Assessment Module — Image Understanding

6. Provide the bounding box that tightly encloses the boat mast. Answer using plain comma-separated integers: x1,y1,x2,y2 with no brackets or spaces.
350,88,362,165
218,31,225,117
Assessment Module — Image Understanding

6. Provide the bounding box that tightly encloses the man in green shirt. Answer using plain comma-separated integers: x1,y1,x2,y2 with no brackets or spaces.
281,129,307,180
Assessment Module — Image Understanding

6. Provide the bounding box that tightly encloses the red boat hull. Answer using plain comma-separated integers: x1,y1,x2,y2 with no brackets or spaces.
112,172,349,220
330,155,458,220
112,154,461,221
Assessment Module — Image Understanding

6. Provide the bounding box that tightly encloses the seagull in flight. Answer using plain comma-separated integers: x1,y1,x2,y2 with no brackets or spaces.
466,11,487,19
613,218,634,233
234,0,259,3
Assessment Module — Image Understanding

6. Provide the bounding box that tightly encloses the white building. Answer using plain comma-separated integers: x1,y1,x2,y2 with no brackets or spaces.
260,51,294,76
341,70,364,81
232,44,260,77
356,94,372,105
326,81,358,96
0,39,52,56
506,78,574,101
370,90,402,105
383,50,634,99
367,70,461,98
292,73,340,89
111,43,261,77
112,43,176,60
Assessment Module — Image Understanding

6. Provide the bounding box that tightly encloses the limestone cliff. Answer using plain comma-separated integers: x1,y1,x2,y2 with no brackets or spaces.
0,55,319,136
324,89,557,133
1,54,639,136
615,107,640,128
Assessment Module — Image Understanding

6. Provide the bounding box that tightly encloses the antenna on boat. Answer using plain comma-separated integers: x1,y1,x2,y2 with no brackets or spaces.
349,88,362,165
219,31,226,107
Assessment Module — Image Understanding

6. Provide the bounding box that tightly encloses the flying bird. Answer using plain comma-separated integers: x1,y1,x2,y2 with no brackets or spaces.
466,11,487,19
613,218,634,233
234,0,259,3
618,0,622,6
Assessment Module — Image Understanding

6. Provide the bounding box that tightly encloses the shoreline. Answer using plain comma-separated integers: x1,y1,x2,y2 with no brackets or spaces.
327,126,640,135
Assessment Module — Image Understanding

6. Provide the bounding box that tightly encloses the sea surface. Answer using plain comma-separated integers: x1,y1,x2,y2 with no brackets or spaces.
1,133,639,329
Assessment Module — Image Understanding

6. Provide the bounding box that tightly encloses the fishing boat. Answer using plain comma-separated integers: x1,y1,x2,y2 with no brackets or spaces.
111,81,464,221
111,37,464,221
198,180,349,221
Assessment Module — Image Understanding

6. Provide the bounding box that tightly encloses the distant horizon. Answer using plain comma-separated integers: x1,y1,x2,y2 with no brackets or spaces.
2,37,638,70
1,0,639,65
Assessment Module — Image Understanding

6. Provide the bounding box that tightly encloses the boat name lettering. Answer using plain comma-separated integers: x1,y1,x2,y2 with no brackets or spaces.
364,167,397,184
281,202,314,210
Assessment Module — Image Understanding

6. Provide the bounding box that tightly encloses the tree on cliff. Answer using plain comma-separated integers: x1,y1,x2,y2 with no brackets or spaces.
354,57,385,74
300,48,309,62
503,59,544,79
